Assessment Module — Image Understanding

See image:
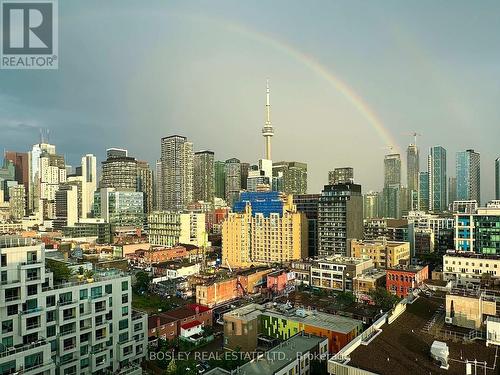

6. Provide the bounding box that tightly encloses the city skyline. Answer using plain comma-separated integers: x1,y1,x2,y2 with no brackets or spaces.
1,0,499,200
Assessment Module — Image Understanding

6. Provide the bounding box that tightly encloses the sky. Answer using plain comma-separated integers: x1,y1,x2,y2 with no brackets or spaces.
1,0,500,201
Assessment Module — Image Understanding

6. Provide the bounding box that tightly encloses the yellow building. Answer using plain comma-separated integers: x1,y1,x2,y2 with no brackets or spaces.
222,193,308,268
350,238,410,269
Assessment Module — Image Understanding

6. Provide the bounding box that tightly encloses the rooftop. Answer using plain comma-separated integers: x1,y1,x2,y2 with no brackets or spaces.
387,264,427,273
347,296,498,375
235,333,326,375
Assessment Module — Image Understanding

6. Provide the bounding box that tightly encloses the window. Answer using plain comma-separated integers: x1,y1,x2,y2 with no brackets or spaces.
59,292,72,304
121,306,128,317
2,320,13,334
2,336,13,348
46,310,55,323
80,289,88,300
105,284,112,294
27,284,37,296
91,286,102,299
7,305,18,316
46,325,56,337
121,281,128,291
122,294,128,304
119,319,128,330
1,254,7,267
46,295,55,307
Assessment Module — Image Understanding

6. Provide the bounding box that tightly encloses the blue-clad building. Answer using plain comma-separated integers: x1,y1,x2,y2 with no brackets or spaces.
233,191,284,217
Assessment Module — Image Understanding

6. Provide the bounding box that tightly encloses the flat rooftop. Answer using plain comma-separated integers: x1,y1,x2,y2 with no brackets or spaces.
266,306,362,334
224,303,265,322
347,296,498,375
236,333,325,375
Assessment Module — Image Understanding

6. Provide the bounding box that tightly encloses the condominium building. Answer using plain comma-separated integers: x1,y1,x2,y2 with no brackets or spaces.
0,236,148,375
318,184,363,257
456,149,480,204
94,188,144,229
272,161,307,195
428,146,447,212
136,160,154,215
293,194,319,257
224,158,241,207
81,154,97,219
222,192,308,268
350,239,410,269
328,167,354,185
160,135,194,211
455,204,500,254
214,161,226,200
148,211,207,248
193,151,215,203
8,185,25,221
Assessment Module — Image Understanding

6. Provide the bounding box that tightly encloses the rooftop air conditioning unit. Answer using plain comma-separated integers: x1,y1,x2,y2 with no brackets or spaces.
445,317,453,324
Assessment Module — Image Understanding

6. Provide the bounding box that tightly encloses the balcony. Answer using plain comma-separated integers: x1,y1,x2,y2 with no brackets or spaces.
0,339,50,359
20,307,43,316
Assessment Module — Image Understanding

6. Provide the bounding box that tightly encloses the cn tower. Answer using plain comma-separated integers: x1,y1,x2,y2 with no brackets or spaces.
262,79,274,160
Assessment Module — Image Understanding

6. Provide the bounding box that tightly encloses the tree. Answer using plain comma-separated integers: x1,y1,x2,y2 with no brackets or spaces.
166,359,176,375
336,291,356,306
368,287,400,310
135,271,152,293
46,259,73,283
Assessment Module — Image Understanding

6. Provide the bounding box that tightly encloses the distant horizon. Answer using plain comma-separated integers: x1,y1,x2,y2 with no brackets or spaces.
1,0,499,200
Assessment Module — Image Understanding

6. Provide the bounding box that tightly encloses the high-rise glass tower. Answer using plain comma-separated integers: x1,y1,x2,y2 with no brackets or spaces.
456,149,480,204
328,167,354,185
407,144,419,210
428,146,447,212
160,135,193,211
383,154,401,218
419,171,429,211
81,153,97,218
193,150,215,203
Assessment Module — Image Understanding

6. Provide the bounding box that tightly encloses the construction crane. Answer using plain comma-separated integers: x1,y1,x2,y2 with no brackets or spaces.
408,132,422,146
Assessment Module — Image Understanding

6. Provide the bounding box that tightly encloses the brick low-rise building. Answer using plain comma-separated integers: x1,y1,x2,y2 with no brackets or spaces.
386,265,429,298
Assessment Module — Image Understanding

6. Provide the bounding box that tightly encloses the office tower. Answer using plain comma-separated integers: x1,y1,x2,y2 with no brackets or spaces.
223,192,307,268
240,162,250,190
456,149,480,204
8,185,25,220
428,146,447,212
293,194,320,257
4,151,30,211
0,159,16,202
136,160,154,214
262,79,274,160
407,144,419,210
419,171,429,212
160,135,193,211
448,176,457,204
65,174,83,219
95,188,144,229
100,148,137,191
496,158,500,200
247,159,272,192
80,154,97,218
318,183,363,257
214,160,226,200
328,167,354,185
54,185,78,230
272,161,307,195
363,191,380,219
155,160,162,209
0,236,148,374
225,158,241,206
193,150,215,203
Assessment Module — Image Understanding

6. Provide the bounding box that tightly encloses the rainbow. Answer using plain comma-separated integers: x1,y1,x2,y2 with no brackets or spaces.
185,13,401,155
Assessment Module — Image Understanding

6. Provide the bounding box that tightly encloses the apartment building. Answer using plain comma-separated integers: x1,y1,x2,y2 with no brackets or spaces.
0,236,147,375
148,211,208,248
350,239,410,269
443,252,500,286
386,265,429,298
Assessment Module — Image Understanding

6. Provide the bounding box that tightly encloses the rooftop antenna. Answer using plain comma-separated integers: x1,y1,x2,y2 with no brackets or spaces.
409,132,421,146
